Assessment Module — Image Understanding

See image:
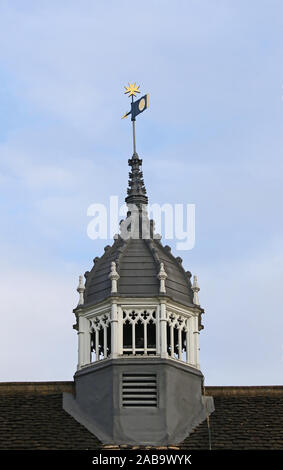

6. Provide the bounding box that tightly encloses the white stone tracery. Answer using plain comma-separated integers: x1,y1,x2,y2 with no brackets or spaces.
76,302,200,370
76,267,202,370
90,312,111,361
166,311,188,361
122,308,157,355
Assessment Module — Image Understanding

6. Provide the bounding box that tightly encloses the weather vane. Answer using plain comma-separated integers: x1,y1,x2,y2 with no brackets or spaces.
122,83,149,155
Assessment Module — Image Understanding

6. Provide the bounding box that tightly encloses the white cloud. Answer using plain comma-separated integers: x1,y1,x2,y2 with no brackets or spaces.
0,1,282,386
198,237,283,385
0,265,78,381
0,139,74,189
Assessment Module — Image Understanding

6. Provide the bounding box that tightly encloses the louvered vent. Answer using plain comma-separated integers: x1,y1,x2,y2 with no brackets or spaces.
122,373,158,407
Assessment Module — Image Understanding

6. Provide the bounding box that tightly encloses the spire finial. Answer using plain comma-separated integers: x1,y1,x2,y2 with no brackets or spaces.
124,82,140,98
125,153,148,208
158,262,168,293
108,261,120,294
122,84,150,236
77,275,85,306
192,275,200,305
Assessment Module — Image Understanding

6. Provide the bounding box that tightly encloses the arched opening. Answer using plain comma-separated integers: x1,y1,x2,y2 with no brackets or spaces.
166,313,188,362
135,319,144,354
123,316,132,355
90,314,111,362
122,309,157,356
147,319,156,354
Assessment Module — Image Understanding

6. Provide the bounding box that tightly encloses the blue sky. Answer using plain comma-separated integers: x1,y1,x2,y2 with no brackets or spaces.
0,0,282,385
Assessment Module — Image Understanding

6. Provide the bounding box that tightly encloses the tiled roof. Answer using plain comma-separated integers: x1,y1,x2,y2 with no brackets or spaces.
0,382,282,450
0,383,100,450
182,387,283,450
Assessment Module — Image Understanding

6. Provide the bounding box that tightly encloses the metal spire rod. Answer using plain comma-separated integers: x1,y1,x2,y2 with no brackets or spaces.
123,84,149,210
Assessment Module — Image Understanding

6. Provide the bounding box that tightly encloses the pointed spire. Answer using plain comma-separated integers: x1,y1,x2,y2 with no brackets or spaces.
125,153,148,209
77,275,85,306
192,275,200,305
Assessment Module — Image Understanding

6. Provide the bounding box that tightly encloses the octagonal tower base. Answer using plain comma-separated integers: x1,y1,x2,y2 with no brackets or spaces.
63,357,214,446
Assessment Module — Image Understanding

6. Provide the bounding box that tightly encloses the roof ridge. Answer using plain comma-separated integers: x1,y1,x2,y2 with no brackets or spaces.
204,385,283,396
0,381,75,395
1,382,282,396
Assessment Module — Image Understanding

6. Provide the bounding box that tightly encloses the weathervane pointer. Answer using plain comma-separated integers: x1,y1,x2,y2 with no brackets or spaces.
122,83,149,155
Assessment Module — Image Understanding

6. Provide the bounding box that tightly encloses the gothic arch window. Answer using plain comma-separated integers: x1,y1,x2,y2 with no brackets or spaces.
122,309,156,356
166,312,187,361
90,313,111,361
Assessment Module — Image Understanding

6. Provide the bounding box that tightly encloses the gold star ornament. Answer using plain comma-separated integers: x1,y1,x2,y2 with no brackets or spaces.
124,82,140,97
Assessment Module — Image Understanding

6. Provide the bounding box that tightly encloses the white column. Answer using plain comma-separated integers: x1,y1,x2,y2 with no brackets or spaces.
193,314,200,369
110,301,119,358
170,325,174,358
103,327,107,358
156,305,160,355
132,322,136,355
117,306,123,355
188,316,194,365
95,330,99,360
186,321,190,364
77,315,91,370
178,328,182,360
160,301,168,358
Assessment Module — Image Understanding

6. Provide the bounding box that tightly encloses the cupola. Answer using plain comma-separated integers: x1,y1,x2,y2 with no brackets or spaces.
63,85,214,445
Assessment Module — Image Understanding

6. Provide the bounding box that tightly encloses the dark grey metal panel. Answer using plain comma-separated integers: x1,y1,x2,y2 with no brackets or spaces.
119,277,158,285
120,261,157,268
166,280,192,294
120,285,159,295
120,268,157,276
66,358,213,446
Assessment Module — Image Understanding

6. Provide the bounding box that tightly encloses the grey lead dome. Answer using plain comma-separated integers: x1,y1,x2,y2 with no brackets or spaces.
84,237,194,307
84,150,195,308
